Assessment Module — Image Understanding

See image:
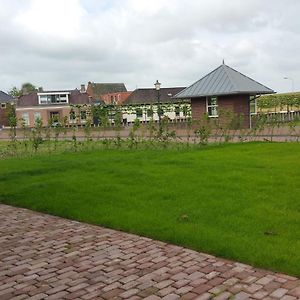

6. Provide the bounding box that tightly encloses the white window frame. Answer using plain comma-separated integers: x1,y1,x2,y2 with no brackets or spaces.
34,112,41,121
206,96,218,117
1,103,6,109
22,112,30,126
38,92,70,105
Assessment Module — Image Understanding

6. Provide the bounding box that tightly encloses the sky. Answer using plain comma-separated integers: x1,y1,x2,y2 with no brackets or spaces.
0,0,299,93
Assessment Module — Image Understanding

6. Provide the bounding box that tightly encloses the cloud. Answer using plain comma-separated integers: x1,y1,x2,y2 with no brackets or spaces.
0,0,299,92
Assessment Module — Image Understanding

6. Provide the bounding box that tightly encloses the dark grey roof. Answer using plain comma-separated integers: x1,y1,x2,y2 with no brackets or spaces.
124,87,186,105
175,64,275,98
0,91,14,103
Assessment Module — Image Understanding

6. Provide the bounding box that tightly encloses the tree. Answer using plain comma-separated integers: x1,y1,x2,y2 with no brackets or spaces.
8,82,37,97
8,86,22,98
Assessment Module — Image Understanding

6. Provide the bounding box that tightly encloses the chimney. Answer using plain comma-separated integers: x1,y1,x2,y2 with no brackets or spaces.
80,84,86,93
38,87,43,92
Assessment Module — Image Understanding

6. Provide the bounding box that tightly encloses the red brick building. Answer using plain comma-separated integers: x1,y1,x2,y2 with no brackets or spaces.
16,88,92,128
86,82,130,105
0,91,15,128
175,63,275,128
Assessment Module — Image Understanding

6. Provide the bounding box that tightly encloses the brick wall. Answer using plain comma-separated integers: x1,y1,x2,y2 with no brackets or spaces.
191,97,206,119
0,104,11,127
191,94,250,128
101,92,132,105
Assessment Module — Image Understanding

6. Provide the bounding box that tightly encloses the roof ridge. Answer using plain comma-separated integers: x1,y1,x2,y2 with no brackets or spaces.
91,82,125,85
175,65,224,97
222,64,238,91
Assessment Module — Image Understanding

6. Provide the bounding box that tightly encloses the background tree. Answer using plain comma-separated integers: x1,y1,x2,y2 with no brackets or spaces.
8,82,37,97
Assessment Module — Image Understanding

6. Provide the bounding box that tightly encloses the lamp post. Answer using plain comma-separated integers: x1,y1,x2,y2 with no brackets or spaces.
154,80,162,134
284,77,295,93
284,77,295,112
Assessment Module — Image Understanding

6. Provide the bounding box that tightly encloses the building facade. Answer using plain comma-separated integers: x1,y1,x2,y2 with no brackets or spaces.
86,82,128,104
122,87,190,123
16,88,92,127
175,63,274,128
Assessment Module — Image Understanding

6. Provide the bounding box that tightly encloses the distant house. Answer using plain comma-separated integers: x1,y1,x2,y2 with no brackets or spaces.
175,63,275,127
86,82,130,105
122,87,189,123
16,87,92,127
0,91,15,128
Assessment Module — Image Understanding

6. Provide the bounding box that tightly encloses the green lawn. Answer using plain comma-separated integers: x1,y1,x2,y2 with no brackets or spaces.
0,142,300,276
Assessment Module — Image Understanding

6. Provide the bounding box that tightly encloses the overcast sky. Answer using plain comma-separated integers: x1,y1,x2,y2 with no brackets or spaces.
0,0,299,93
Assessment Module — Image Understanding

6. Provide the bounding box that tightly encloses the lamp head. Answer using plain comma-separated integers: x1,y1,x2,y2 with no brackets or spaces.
154,80,161,91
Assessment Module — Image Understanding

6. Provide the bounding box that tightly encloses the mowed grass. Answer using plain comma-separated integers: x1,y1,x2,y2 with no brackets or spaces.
0,142,300,276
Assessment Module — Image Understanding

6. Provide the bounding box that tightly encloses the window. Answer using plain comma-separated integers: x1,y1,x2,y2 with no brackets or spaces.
207,96,218,117
39,95,48,104
22,113,29,126
1,103,6,109
250,97,257,114
175,106,180,117
38,93,69,104
34,112,41,121
70,109,76,120
136,108,143,118
50,111,60,123
157,107,164,116
80,110,87,120
147,109,154,118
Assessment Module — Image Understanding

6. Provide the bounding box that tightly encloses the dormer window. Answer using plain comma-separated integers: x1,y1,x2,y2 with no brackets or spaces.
38,92,70,105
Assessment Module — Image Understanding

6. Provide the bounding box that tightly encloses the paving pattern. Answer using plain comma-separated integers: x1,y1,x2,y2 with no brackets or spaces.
0,204,299,300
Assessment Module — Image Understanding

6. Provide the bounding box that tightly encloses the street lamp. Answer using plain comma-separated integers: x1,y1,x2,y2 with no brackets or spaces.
284,77,295,93
284,77,295,112
154,80,162,133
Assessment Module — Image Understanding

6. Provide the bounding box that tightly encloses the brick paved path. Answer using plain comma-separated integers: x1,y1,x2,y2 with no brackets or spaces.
0,205,299,300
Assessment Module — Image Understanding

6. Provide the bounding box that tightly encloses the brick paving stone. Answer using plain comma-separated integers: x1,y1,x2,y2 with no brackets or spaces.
161,294,180,300
0,204,299,300
194,293,213,300
281,296,298,300
119,288,140,298
192,284,213,295
270,287,288,298
175,285,194,295
289,286,300,297
214,292,233,300
181,292,198,299
233,291,251,300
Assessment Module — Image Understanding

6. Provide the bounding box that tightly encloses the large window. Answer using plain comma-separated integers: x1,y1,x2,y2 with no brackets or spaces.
207,96,218,117
22,112,29,126
34,112,41,121
38,93,69,105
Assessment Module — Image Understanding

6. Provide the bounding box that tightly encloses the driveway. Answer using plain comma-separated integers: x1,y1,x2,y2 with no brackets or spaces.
0,204,299,299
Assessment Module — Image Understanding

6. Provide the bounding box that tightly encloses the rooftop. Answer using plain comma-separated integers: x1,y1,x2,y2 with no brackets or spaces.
0,91,14,103
175,63,275,98
124,87,186,105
